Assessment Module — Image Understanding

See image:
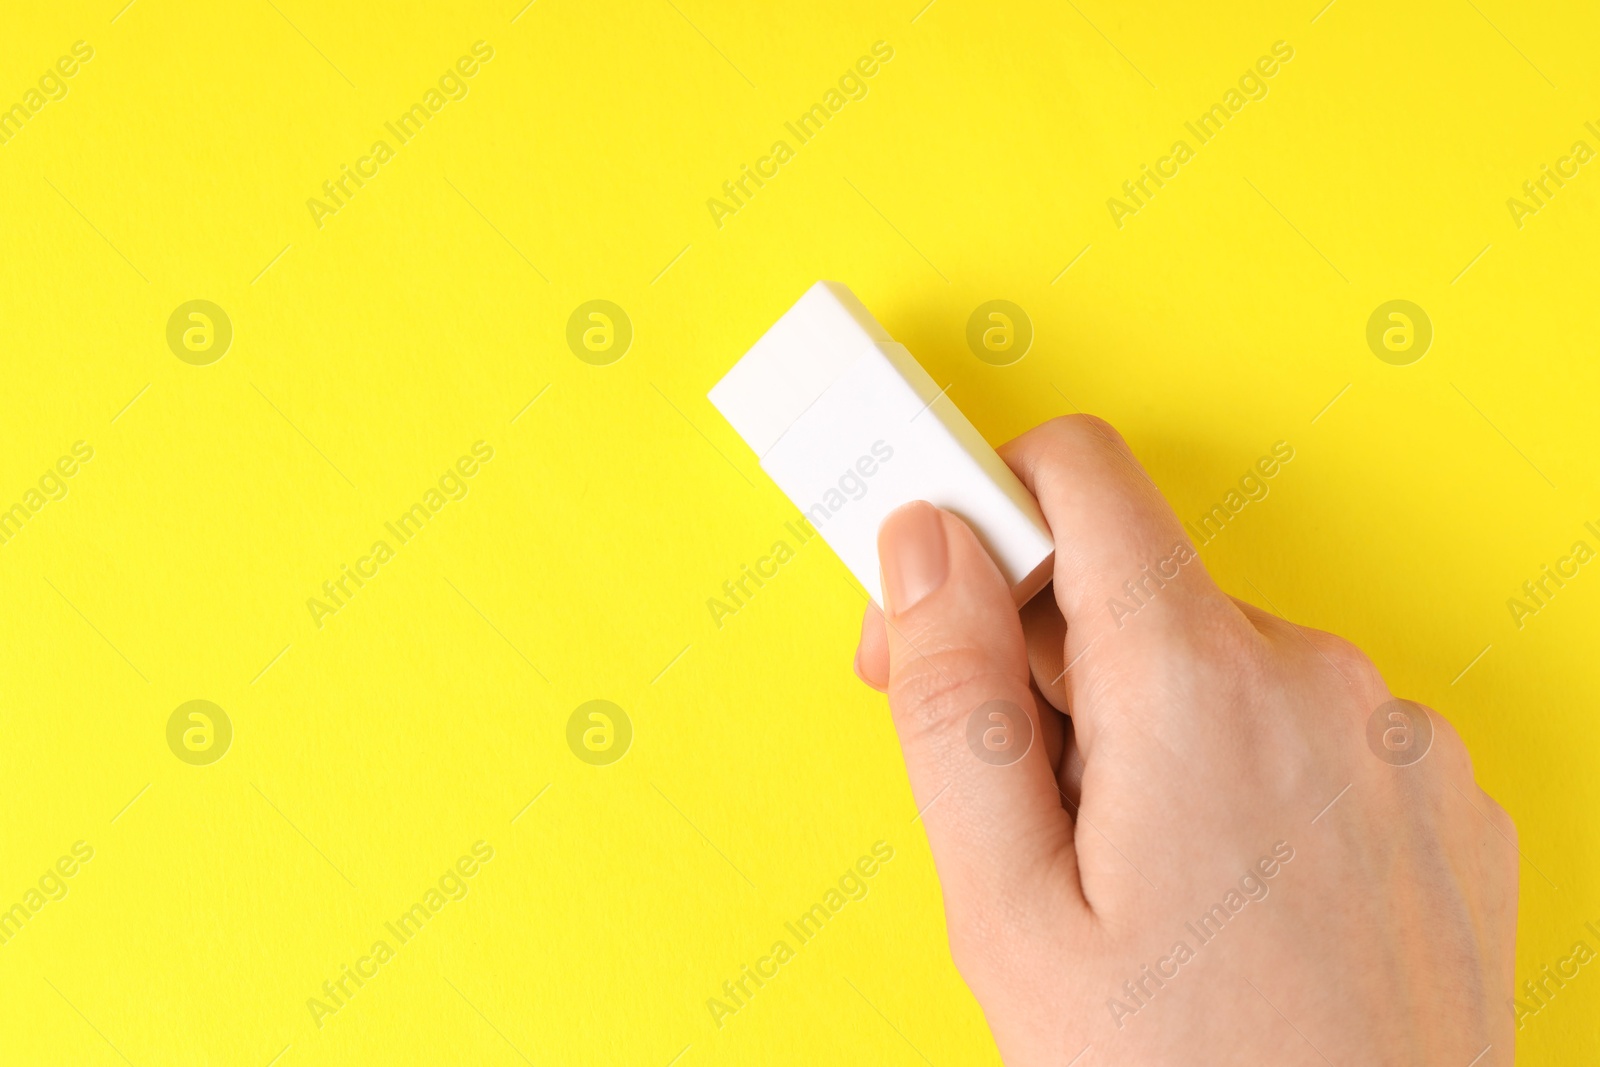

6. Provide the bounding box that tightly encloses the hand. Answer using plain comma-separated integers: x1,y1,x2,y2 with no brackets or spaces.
853,415,1518,1066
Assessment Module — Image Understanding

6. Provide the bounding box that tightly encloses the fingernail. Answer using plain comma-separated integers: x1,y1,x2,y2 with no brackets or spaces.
880,503,948,613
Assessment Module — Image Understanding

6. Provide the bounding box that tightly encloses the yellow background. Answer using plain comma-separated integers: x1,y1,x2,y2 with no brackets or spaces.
2,0,1597,1062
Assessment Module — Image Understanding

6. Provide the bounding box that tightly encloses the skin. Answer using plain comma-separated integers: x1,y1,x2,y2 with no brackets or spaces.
853,415,1518,1066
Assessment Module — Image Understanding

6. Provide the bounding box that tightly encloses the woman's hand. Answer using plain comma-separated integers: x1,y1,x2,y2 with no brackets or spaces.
854,415,1517,1066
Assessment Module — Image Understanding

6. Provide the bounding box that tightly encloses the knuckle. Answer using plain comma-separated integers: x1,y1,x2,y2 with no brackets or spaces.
1427,707,1462,748
1040,413,1131,461
889,652,985,716
889,644,1009,733
1482,791,1518,847
1301,629,1390,707
1192,598,1271,662
1022,413,1157,502
1075,412,1125,444
1421,707,1474,777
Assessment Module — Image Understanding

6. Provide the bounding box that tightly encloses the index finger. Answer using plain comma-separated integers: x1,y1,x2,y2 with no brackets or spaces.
999,414,1244,661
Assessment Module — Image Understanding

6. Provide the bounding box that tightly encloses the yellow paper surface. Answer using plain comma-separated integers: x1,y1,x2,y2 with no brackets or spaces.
2,1,1596,1063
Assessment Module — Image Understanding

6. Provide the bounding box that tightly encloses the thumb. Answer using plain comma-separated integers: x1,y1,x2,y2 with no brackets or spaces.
877,502,1084,940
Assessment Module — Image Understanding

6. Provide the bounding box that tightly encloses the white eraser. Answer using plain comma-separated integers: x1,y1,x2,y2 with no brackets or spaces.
709,281,1055,608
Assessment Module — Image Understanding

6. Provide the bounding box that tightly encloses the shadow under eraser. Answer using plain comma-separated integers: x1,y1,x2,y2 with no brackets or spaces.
708,280,1055,609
